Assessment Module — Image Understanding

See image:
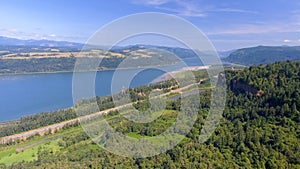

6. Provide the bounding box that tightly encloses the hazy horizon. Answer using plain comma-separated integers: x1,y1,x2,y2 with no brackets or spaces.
1,0,300,50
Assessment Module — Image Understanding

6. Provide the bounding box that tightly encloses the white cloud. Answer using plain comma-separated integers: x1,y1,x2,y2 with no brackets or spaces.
0,28,28,39
156,6,206,17
131,0,171,5
207,22,300,36
132,0,206,17
282,39,300,44
215,8,258,14
174,0,206,17
0,28,86,42
132,0,259,18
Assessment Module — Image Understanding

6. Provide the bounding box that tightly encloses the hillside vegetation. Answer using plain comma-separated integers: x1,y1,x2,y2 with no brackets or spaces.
224,46,300,65
0,61,299,168
0,45,208,74
0,46,183,74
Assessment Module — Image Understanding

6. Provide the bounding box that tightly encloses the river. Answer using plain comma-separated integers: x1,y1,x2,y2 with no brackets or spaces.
0,57,207,122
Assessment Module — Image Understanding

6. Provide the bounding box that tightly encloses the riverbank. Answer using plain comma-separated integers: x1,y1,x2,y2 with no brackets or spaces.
0,82,205,144
0,62,213,123
152,65,210,82
0,62,180,76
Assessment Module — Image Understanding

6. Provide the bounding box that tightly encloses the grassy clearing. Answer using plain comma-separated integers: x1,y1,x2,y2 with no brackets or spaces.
0,109,180,166
0,126,84,165
0,147,37,165
0,139,61,166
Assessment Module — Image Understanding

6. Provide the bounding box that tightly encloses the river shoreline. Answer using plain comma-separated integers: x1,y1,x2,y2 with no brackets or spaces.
0,62,180,76
0,58,221,123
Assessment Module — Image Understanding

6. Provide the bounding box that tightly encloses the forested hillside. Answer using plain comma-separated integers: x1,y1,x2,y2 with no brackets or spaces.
0,61,299,168
224,46,300,65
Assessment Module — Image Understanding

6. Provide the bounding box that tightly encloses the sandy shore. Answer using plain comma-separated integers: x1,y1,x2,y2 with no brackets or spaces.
152,65,210,83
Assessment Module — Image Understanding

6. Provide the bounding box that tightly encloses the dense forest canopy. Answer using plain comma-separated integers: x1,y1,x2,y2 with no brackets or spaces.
0,61,299,168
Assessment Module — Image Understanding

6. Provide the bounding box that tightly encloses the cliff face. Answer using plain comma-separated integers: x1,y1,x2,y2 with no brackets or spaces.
231,80,264,96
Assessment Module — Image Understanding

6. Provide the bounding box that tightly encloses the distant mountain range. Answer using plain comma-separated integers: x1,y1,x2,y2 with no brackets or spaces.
0,36,230,58
1,36,300,66
0,36,83,47
115,45,300,66
223,46,300,65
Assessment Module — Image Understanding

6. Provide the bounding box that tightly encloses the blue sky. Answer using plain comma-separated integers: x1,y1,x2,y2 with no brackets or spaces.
0,0,300,50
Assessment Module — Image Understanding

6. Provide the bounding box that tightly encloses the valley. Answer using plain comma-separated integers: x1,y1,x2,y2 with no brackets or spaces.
0,61,299,168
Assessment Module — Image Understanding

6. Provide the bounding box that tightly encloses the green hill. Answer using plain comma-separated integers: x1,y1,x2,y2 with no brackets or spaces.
224,46,300,65
0,61,299,168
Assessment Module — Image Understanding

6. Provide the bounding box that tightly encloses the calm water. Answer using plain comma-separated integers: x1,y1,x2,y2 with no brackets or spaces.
0,68,166,122
0,57,204,122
